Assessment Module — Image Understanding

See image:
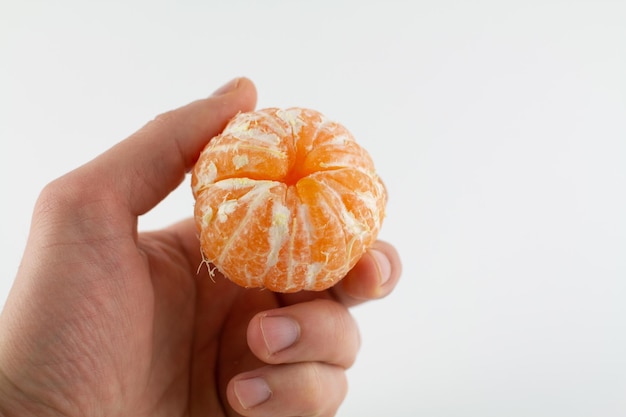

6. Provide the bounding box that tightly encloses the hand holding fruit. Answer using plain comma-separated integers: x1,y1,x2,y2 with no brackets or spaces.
0,78,401,417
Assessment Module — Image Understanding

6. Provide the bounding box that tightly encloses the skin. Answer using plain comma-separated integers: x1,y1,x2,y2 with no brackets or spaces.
0,77,402,417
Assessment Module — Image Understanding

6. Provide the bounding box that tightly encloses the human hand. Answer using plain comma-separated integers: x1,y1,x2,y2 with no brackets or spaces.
0,78,401,417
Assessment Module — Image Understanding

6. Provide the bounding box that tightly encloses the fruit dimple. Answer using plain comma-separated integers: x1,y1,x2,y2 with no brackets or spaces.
192,107,386,292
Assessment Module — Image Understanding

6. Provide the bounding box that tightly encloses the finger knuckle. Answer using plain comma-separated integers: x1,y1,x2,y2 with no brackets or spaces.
325,303,359,367
150,108,180,129
299,362,325,411
297,363,347,416
36,176,83,215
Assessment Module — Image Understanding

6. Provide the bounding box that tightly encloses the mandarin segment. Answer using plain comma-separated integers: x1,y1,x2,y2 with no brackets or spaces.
192,107,386,292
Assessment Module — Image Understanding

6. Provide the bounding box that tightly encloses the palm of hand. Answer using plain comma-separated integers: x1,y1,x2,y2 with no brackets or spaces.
136,224,284,417
2,201,282,416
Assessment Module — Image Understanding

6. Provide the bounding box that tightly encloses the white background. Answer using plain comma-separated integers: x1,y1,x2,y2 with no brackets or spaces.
1,1,625,416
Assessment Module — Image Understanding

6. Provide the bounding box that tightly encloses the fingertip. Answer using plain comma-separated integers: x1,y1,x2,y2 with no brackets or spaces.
332,240,402,306
230,375,273,410
213,76,258,108
235,76,258,100
370,240,402,290
227,363,347,417
369,248,392,287
211,77,240,96
234,77,258,111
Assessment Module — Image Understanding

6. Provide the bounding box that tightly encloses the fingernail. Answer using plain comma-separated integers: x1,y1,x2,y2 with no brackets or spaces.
212,77,240,96
260,315,300,354
370,249,392,286
234,377,272,409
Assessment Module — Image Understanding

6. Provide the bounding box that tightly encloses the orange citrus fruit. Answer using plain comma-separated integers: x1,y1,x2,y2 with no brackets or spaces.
191,107,386,292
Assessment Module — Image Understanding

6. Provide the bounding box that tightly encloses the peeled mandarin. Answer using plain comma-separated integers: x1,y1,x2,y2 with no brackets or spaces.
191,107,386,292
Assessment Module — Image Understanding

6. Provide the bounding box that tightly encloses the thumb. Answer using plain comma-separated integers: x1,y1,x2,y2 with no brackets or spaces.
85,77,257,217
